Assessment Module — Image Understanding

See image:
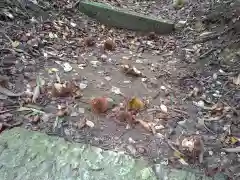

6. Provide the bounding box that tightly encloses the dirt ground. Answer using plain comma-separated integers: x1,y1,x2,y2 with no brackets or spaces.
0,0,240,179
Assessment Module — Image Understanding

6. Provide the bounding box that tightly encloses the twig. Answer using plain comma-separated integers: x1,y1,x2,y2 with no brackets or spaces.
203,122,216,134
199,48,216,59
0,31,13,44
152,90,161,100
196,27,233,44
170,108,189,116
2,121,23,128
0,110,12,114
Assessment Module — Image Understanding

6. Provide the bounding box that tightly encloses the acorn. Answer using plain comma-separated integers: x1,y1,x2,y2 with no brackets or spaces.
104,39,115,51
84,36,95,47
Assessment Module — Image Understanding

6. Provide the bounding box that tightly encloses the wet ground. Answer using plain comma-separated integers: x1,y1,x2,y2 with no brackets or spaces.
0,0,240,179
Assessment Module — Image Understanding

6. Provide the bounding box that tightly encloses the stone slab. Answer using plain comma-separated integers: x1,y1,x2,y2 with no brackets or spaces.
78,1,174,34
0,128,228,180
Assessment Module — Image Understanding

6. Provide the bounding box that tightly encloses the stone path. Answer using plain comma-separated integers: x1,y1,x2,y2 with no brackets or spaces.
0,128,227,180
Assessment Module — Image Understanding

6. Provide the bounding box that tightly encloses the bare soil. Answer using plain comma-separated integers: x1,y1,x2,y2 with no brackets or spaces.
0,0,239,179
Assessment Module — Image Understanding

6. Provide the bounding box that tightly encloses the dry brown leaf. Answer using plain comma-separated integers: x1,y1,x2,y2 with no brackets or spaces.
121,64,144,77
149,123,156,134
188,87,201,97
181,136,204,163
50,81,81,97
32,85,40,103
160,104,168,113
31,115,40,123
116,111,136,126
233,74,240,85
137,119,152,132
76,118,87,129
56,108,69,117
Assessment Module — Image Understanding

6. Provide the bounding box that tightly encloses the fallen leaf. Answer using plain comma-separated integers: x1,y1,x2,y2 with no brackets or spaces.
17,107,45,117
225,136,239,145
155,125,165,130
194,100,205,108
181,136,205,163
48,68,59,74
56,108,69,117
116,111,135,126
233,74,240,85
32,85,40,103
76,118,87,129
121,64,144,77
70,22,76,27
31,115,40,123
86,120,94,128
178,158,189,165
79,82,88,90
50,81,81,97
12,41,20,48
188,87,200,97
128,97,144,111
174,150,185,159
160,104,168,113
49,32,55,39
62,62,73,72
136,119,152,132
32,76,42,103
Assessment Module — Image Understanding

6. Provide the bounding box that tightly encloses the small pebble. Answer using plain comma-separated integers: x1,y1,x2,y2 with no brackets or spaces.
160,86,166,90
209,151,213,156
79,82,88,90
137,146,146,154
104,76,112,81
213,73,218,80
70,112,78,117
78,108,85,114
128,137,136,144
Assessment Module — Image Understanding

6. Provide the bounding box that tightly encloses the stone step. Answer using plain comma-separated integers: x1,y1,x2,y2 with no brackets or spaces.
78,1,174,34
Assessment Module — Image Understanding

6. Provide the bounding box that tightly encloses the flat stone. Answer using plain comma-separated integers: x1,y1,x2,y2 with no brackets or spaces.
79,1,174,34
0,128,227,180
0,128,156,180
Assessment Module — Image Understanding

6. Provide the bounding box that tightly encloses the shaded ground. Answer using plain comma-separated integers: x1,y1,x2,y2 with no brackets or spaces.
0,0,240,179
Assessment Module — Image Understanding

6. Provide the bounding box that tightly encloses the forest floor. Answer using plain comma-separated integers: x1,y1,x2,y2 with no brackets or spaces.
0,0,239,179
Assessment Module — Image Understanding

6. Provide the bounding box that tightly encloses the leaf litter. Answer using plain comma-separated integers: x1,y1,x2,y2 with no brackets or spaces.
0,0,239,178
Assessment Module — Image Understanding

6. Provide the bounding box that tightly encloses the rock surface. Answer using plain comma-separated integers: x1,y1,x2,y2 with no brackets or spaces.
0,128,227,180
79,1,174,34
